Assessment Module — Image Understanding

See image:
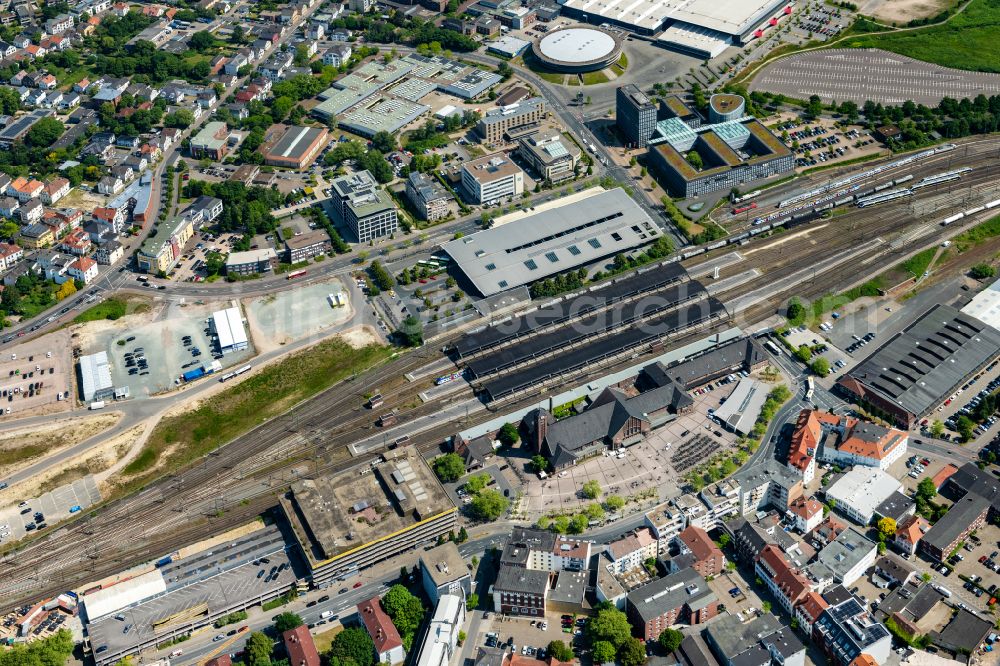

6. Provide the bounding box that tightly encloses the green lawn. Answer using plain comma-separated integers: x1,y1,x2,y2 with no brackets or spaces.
953,212,1000,250
843,0,1000,72
118,339,393,489
897,247,937,277
73,298,128,323
581,70,610,85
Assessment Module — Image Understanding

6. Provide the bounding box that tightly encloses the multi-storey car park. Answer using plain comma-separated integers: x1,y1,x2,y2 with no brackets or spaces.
278,445,458,588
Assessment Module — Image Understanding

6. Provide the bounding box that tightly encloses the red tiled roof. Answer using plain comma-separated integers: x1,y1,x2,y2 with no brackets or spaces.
788,497,822,520
357,597,403,655
757,545,809,606
206,656,232,666
894,515,930,546
849,655,878,666
676,526,722,564
282,625,320,666
794,591,828,623
932,463,958,490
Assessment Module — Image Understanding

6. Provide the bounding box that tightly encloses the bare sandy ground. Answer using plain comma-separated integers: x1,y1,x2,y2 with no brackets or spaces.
0,413,120,479
341,325,380,348
0,421,141,506
864,0,953,24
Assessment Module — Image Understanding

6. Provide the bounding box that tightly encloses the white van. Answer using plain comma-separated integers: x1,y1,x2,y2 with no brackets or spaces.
320,610,335,619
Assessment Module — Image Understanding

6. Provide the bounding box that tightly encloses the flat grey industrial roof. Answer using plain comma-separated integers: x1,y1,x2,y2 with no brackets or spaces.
712,378,767,434
560,0,784,34
627,567,715,622
840,304,1000,418
441,188,661,297
494,565,550,594
265,125,327,162
921,494,990,553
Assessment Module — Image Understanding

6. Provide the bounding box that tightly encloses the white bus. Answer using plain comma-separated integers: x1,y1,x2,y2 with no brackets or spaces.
805,377,815,401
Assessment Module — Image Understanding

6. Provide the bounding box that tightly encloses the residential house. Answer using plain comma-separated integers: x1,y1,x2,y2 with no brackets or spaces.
66,256,97,283
672,526,724,578
92,206,126,234
793,592,829,637
705,613,806,666
626,568,718,640
0,197,18,217
8,177,43,202
16,198,42,224
322,42,352,67
0,242,23,270
282,626,320,666
787,497,824,534
97,175,124,195
94,239,123,265
58,227,91,255
607,528,658,575
357,597,406,665
755,545,810,614
892,515,930,557
812,598,891,666
40,177,69,205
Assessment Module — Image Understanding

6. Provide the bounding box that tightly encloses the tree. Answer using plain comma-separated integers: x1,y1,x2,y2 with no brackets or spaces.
382,585,425,650
497,422,520,447
569,513,589,534
930,420,945,437
658,628,683,653
231,25,246,43
371,130,396,153
685,150,703,170
369,260,395,291
811,357,830,377
604,494,625,511
806,94,823,118
620,638,647,666
971,263,996,279
189,30,217,52
956,415,975,441
786,298,805,324
761,601,772,614
329,627,375,666
717,533,731,549
547,641,575,662
592,641,616,664
395,315,423,347
587,606,632,648
465,473,489,494
469,489,509,521
530,455,550,473
916,477,937,502
466,592,479,610
245,631,273,666
582,479,601,499
794,345,812,363
877,517,897,541
432,453,465,482
55,279,77,301
457,526,468,543
25,117,64,148
273,612,303,633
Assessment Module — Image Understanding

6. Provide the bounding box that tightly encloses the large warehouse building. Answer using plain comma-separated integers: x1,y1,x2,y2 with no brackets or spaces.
440,188,662,297
559,0,789,52
279,445,457,587
836,304,1000,428
260,125,329,169
79,351,114,402
211,306,249,355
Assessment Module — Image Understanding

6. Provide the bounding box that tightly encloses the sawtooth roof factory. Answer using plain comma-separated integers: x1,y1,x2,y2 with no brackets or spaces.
559,0,790,56
440,188,662,297
836,304,1000,429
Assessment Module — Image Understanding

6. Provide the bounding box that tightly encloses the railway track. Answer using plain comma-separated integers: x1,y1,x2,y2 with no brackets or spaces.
3,155,998,612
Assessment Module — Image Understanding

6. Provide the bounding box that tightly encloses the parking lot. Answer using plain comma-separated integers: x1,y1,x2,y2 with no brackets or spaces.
476,611,589,661
85,299,255,398
767,114,884,172
0,474,101,545
243,277,354,352
751,48,1000,106
0,332,73,418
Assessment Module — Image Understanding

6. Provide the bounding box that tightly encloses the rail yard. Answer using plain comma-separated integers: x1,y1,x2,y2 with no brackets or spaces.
3,135,1000,618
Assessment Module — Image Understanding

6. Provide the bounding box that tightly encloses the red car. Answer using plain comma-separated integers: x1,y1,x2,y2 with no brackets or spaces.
980,555,988,563
921,458,931,466
353,581,363,588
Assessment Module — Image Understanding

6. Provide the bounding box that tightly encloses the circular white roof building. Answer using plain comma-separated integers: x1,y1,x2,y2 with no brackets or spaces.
532,26,622,73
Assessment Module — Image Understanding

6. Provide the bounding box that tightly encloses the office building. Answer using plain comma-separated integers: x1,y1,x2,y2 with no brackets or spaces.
330,170,398,243
406,171,451,222
626,568,718,640
812,598,891,666
476,97,547,144
420,542,472,605
517,130,580,183
616,84,657,148
919,494,990,562
823,467,901,526
190,121,230,160
460,153,524,205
